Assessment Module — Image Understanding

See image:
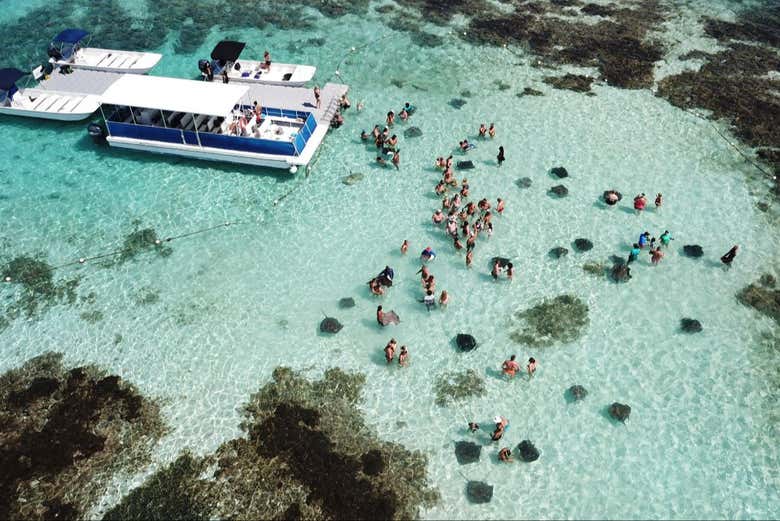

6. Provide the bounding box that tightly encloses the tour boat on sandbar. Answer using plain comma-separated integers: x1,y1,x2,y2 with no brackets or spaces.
48,29,162,74
93,74,346,173
198,40,315,86
0,67,100,121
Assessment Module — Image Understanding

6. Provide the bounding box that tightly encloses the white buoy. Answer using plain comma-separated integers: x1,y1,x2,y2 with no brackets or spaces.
290,165,298,174
154,239,161,245
79,258,86,264
4,276,11,282
335,70,340,76
351,46,356,51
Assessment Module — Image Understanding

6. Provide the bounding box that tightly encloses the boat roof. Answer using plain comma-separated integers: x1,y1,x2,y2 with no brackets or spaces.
211,40,246,62
52,28,90,44
0,68,27,90
100,74,250,116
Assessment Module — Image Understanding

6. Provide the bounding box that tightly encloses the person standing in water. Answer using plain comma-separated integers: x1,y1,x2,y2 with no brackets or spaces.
384,339,396,363
721,245,739,266
655,193,663,209
401,240,409,254
376,305,385,326
633,193,647,213
527,357,537,377
489,123,496,138
491,259,501,280
650,247,664,265
502,354,520,378
466,249,474,268
497,146,505,167
398,345,409,366
439,290,450,307
660,230,673,248
392,150,400,170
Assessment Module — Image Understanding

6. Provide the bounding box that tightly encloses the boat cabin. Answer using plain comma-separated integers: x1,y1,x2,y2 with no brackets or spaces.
98,75,319,169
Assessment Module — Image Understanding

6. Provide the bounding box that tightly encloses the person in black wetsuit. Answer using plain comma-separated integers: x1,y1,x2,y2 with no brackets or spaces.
721,245,738,266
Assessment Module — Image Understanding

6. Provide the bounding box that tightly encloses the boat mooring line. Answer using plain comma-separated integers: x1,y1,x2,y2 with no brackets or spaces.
2,177,316,283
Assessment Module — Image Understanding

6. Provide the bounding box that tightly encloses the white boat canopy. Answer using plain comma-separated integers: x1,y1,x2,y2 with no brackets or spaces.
100,74,249,116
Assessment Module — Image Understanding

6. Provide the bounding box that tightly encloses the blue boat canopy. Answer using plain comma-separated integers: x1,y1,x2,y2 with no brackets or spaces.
0,68,27,91
52,28,90,44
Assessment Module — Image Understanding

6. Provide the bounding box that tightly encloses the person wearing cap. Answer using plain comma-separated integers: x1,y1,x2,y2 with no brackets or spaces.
491,415,508,441
421,246,436,262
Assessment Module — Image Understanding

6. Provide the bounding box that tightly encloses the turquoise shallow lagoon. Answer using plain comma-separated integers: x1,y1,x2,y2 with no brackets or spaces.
0,1,778,519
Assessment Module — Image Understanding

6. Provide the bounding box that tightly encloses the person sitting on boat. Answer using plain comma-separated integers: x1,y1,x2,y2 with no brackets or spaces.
221,68,229,84
252,101,263,123
262,51,271,69
204,61,214,81
339,94,351,110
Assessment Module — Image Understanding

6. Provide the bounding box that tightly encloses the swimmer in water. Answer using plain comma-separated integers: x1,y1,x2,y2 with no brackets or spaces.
468,422,479,433
633,193,647,213
360,130,369,141
720,245,738,266
527,357,537,377
506,262,515,280
386,110,395,126
479,123,487,137
398,345,409,366
422,290,435,311
491,259,501,280
491,416,508,441
384,338,396,363
627,243,641,264
401,240,408,254
432,209,445,225
498,447,513,462
400,107,409,121
650,247,664,265
439,290,450,307
502,354,520,378
496,198,505,214
421,246,436,262
604,190,620,206
488,123,496,138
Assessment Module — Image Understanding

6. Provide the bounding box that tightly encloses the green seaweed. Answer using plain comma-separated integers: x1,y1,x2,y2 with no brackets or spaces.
1,255,80,319
79,310,104,323
0,352,165,520
737,281,780,325
118,228,172,264
105,367,439,520
510,294,589,346
433,369,486,406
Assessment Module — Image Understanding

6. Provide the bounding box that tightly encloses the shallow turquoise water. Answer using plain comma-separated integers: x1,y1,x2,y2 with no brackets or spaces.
0,1,778,519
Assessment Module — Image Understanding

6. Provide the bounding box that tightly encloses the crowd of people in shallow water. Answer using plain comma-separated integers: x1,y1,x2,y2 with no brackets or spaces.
347,100,742,464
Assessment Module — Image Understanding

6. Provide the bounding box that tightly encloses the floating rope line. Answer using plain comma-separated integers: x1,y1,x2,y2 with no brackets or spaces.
2,176,315,284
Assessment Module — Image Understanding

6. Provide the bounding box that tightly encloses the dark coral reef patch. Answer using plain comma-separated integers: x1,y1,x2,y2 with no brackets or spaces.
0,352,165,520
105,367,439,520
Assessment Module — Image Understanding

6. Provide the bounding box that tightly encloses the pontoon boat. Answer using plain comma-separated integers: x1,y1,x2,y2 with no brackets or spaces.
95,74,326,172
198,40,315,87
48,29,162,74
0,67,100,121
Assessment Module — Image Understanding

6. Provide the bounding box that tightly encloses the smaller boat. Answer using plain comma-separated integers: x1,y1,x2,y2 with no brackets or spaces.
0,67,100,121
48,29,162,74
198,40,315,87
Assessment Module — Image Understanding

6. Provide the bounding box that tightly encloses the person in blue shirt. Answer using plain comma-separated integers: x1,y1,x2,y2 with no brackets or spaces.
638,231,650,248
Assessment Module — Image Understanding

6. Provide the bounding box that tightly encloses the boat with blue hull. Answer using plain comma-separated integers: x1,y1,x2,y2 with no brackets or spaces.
96,74,346,172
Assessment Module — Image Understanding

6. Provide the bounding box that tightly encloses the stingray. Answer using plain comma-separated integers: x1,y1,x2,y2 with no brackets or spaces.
457,160,475,169
449,98,467,109
320,316,343,334
404,126,423,138
380,310,400,326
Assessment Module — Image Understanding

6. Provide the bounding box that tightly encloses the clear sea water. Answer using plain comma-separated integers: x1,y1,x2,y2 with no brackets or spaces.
0,1,778,519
